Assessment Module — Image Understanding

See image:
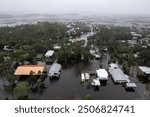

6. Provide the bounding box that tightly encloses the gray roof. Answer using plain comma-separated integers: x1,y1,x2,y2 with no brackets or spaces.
139,66,150,74
50,63,62,71
109,68,130,83
45,50,54,57
109,63,119,69
48,63,62,76
126,83,137,88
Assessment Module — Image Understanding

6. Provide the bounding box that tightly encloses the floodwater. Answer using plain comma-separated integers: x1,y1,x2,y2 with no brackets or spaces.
0,56,149,100
29,58,148,100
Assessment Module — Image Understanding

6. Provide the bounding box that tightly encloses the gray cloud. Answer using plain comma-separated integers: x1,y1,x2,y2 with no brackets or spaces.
0,0,150,15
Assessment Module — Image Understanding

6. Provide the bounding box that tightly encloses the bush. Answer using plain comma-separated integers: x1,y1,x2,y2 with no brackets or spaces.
85,94,92,100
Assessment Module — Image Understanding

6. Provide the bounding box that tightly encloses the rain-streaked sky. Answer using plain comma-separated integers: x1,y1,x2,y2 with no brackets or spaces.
0,0,150,15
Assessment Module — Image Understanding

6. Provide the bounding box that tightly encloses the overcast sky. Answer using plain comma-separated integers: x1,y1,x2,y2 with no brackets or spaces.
0,0,150,15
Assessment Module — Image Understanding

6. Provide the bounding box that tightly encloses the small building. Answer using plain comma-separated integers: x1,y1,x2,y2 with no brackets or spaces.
81,73,85,82
48,63,62,78
45,50,54,57
138,66,150,79
109,63,130,83
96,69,108,80
85,73,90,80
91,79,101,87
125,83,137,89
14,65,45,75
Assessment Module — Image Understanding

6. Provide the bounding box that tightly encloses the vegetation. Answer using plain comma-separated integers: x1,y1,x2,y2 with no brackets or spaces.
13,81,31,99
85,94,92,100
0,21,150,99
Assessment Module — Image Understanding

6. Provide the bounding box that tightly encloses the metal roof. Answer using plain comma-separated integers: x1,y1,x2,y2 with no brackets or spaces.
109,68,130,83
96,69,108,80
48,63,62,76
45,50,54,57
109,63,119,69
139,66,150,74
126,83,137,88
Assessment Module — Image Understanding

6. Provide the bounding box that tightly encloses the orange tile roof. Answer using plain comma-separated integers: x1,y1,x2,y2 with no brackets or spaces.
14,65,44,75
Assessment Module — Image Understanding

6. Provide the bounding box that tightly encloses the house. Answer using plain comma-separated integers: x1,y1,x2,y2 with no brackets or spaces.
48,63,62,78
14,65,45,75
109,63,130,83
96,69,108,80
45,50,54,57
138,66,150,79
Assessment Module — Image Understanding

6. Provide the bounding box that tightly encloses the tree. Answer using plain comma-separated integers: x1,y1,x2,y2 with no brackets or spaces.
85,94,92,100
0,53,5,85
122,62,130,75
13,81,31,99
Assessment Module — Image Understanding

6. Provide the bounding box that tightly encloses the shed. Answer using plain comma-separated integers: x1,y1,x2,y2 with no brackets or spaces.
45,50,54,57
96,69,108,80
81,73,85,82
125,83,137,89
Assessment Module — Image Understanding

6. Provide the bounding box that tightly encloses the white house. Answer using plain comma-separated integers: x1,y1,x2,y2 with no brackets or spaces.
48,63,62,78
109,63,130,83
96,69,108,80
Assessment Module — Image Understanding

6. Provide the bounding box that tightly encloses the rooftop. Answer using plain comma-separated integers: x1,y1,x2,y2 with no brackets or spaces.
45,50,54,57
14,65,44,75
109,68,130,83
125,83,137,88
109,63,119,69
138,66,150,74
96,69,108,80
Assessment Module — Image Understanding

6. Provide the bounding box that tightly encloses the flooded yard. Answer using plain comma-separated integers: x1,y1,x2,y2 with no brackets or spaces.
0,58,149,100
29,59,148,100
